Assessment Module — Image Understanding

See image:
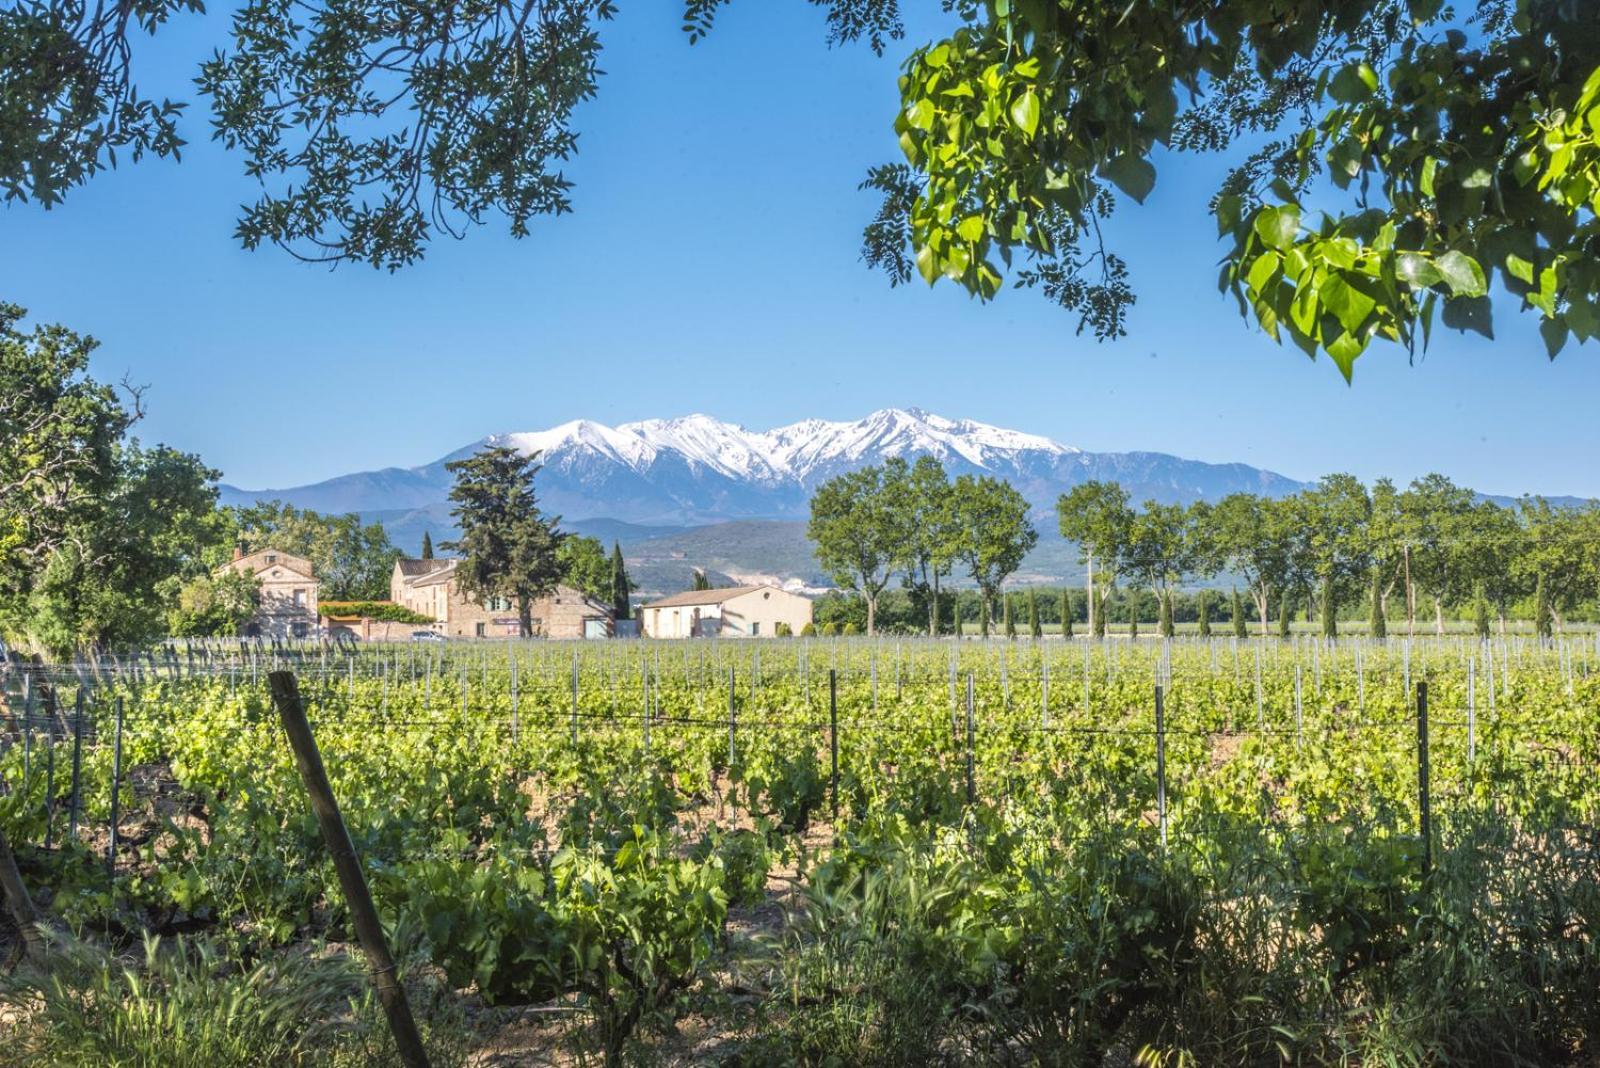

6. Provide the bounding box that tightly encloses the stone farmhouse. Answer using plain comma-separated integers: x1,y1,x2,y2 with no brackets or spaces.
216,547,319,640
390,558,612,639
640,585,812,639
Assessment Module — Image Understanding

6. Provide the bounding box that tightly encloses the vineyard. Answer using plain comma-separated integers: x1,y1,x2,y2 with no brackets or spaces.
2,635,1598,1066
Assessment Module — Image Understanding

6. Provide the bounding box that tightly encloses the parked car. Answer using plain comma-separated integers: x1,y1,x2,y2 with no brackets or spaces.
410,630,443,642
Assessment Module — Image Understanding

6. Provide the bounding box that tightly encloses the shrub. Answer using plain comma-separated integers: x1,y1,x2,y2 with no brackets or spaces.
799,623,817,637
774,622,793,637
0,931,468,1068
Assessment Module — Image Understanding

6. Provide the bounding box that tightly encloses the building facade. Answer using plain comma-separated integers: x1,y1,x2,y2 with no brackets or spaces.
390,558,612,639
217,548,320,640
640,585,813,639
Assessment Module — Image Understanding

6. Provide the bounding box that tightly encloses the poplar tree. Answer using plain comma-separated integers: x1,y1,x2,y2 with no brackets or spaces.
1474,583,1491,640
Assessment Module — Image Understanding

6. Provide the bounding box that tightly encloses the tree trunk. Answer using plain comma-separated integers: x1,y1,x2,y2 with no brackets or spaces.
518,596,533,639
1085,552,1095,638
1254,586,1271,637
865,592,877,636
1434,595,1445,636
930,572,941,638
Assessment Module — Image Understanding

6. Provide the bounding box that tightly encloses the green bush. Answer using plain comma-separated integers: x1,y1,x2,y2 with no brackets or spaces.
318,601,434,624
774,622,793,637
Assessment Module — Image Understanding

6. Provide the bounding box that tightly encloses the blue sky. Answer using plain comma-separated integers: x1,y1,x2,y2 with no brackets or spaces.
2,3,1596,497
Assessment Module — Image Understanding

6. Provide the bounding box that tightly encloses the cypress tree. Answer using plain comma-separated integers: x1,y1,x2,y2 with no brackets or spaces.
1231,587,1247,639
420,531,433,559
1003,593,1016,639
1320,575,1337,639
1535,573,1552,640
1158,589,1174,638
1128,594,1139,640
1474,582,1491,639
1197,590,1211,638
1061,588,1074,639
609,541,631,621
1278,591,1291,640
1370,570,1386,639
1028,589,1042,639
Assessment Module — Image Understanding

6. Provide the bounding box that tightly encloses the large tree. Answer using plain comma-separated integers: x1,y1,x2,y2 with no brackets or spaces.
1291,474,1373,636
1057,480,1135,638
558,534,611,602
0,304,227,654
231,501,400,601
442,445,564,637
886,454,960,637
1399,473,1477,634
951,473,1038,630
1205,492,1296,636
808,463,907,635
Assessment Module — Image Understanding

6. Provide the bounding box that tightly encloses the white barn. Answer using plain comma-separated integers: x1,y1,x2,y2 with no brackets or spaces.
640,585,812,639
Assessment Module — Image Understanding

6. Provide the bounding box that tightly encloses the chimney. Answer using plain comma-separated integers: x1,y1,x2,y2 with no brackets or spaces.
232,545,244,562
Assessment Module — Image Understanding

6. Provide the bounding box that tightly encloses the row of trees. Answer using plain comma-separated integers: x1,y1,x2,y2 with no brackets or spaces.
807,456,1037,636
1060,475,1600,640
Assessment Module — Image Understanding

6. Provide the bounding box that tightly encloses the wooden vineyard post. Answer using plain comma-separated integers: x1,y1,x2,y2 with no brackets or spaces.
268,672,431,1068
1416,681,1432,883
1155,684,1168,849
829,670,839,822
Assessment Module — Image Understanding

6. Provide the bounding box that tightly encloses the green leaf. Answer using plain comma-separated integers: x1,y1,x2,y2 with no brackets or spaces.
1434,250,1487,297
926,44,951,69
1246,251,1282,294
1325,329,1366,382
1505,253,1535,285
957,215,985,242
1420,157,1438,197
1329,63,1379,103
1395,252,1441,288
1319,273,1377,335
1253,205,1301,251
1441,295,1494,338
1215,193,1242,236
1010,89,1040,137
907,98,936,131
1101,154,1156,203
1539,317,1569,359
915,243,939,285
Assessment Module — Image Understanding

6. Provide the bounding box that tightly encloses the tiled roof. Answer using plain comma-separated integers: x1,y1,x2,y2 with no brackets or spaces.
644,586,769,609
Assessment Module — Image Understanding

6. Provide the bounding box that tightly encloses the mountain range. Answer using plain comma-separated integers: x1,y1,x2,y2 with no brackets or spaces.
218,409,1309,595
216,408,1570,595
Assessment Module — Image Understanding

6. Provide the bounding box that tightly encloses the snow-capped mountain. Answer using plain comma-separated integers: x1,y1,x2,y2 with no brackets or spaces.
218,408,1305,528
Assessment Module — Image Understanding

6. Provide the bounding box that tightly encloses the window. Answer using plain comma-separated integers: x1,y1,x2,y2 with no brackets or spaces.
475,622,486,638
266,554,276,565
751,622,761,636
293,589,305,607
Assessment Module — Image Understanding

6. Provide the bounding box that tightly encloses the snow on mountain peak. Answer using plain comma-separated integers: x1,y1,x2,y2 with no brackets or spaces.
497,410,1080,484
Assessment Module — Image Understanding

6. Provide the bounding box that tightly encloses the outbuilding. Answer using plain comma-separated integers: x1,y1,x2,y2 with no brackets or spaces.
640,585,812,639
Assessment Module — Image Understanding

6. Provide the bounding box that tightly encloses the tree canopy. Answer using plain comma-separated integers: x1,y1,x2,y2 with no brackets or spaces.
12,3,1596,377
442,444,564,636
